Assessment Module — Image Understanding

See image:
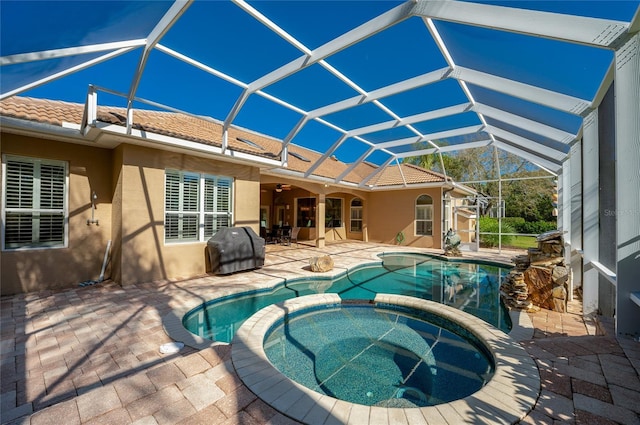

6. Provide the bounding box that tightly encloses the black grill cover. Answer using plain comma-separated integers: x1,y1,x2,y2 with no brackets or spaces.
207,227,265,274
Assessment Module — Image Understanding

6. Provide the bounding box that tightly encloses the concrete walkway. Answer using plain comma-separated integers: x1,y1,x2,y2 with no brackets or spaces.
1,242,638,424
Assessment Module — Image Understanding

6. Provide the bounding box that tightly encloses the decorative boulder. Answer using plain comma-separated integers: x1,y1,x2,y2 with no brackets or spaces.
310,255,334,272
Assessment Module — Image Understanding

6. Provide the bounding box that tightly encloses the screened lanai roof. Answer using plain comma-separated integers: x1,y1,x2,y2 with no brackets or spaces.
1,0,639,185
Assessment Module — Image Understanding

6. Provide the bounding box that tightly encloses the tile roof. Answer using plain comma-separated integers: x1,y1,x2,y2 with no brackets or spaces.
368,162,449,186
0,96,447,187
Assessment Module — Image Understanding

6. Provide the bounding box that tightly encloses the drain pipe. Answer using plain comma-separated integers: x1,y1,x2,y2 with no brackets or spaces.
98,240,111,282
442,184,455,243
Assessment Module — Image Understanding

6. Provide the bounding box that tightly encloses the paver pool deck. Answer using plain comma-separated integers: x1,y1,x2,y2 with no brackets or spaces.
1,242,639,425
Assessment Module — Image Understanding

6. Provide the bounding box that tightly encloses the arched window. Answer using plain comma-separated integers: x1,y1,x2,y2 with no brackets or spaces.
415,195,433,236
350,198,363,232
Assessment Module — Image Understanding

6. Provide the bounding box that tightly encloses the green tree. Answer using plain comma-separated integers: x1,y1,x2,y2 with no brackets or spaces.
403,142,555,223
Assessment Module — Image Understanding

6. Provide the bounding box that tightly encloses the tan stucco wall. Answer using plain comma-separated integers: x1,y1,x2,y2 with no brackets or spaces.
116,144,260,286
344,194,367,242
110,145,124,285
1,135,261,293
368,188,442,249
1,134,113,295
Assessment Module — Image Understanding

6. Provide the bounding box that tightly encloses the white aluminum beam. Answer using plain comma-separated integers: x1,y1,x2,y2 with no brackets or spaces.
473,103,576,144
233,0,310,55
127,0,193,105
0,47,138,100
630,5,640,33
394,139,493,159
276,67,449,166
246,2,415,94
453,66,592,116
359,155,396,187
396,159,409,186
560,161,571,257
308,67,450,119
591,62,616,114
335,146,375,183
282,116,310,151
486,125,568,162
304,134,347,177
0,39,147,66
614,32,640,337
224,1,415,126
568,140,584,301
582,111,600,314
233,0,413,155
492,140,562,173
346,103,471,138
412,0,630,49
155,44,247,88
376,125,483,149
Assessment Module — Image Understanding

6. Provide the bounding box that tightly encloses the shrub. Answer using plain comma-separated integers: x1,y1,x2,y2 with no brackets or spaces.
515,220,557,234
502,217,525,229
478,217,514,248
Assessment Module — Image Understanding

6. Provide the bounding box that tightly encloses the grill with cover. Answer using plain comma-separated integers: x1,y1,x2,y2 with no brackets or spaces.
206,227,265,274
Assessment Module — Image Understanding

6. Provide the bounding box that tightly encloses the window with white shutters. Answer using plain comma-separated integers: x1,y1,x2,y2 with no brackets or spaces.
165,170,233,243
2,155,67,250
203,176,232,239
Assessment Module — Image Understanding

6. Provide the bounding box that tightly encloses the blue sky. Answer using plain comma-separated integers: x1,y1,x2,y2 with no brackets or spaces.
1,1,639,164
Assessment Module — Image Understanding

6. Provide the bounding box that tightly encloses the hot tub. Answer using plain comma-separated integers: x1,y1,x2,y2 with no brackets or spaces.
232,294,540,424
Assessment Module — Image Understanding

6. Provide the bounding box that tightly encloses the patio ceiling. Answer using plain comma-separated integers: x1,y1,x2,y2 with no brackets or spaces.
2,0,639,182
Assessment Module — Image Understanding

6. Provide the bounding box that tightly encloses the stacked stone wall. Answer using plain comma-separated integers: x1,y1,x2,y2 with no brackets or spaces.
501,230,569,312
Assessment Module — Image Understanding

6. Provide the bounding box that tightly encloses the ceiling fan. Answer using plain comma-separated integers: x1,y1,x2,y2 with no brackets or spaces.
275,184,292,192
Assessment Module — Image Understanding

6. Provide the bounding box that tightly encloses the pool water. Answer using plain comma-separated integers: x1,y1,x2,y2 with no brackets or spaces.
263,303,494,407
183,253,511,343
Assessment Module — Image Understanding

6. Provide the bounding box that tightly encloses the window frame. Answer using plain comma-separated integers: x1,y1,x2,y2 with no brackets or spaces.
415,194,434,236
325,197,343,228
350,197,363,233
164,169,233,244
296,197,316,228
2,154,69,251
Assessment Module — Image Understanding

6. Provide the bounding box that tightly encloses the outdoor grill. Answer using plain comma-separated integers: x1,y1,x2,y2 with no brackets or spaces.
206,227,265,274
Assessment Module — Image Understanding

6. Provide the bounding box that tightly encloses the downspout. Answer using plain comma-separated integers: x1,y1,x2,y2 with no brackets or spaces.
442,183,455,245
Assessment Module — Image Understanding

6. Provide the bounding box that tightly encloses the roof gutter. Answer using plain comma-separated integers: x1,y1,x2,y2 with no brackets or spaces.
448,180,478,196
0,116,100,144
1,115,284,169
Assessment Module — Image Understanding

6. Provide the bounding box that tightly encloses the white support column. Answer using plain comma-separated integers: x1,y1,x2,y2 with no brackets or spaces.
493,146,502,254
582,111,600,315
81,85,97,134
559,162,571,250
568,140,582,301
316,194,325,248
614,32,640,337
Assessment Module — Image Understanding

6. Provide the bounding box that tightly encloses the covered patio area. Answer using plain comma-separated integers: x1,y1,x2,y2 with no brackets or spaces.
2,242,639,425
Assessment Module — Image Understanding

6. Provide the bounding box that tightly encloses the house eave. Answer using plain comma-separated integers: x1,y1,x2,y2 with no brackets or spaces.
0,116,284,169
93,122,283,168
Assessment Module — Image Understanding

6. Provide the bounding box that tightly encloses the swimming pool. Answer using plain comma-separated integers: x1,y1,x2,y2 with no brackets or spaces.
183,252,511,343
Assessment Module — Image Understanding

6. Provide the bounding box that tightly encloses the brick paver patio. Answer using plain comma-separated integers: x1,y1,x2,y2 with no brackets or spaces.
1,242,639,424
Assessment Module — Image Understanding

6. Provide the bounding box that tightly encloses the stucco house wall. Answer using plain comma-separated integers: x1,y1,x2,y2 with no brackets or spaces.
112,144,261,286
0,136,261,293
367,188,442,249
1,134,113,294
